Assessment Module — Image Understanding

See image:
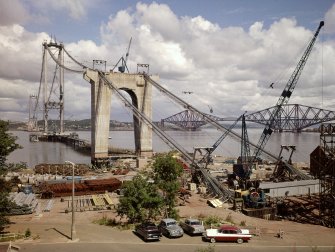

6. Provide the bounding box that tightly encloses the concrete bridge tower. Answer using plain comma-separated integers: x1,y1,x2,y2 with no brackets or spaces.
84,69,158,164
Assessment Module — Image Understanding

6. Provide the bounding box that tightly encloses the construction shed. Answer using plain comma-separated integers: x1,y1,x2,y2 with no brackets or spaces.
259,180,319,198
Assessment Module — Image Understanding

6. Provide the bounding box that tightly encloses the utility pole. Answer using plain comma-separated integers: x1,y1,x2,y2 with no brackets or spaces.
65,161,76,240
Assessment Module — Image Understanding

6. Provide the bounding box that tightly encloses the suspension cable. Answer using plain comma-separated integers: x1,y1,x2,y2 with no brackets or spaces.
63,46,90,69
98,71,232,199
33,47,46,119
44,44,87,73
144,74,281,161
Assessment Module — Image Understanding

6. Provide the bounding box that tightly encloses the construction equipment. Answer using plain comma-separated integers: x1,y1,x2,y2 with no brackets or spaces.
245,21,324,179
233,114,253,179
112,37,132,73
240,114,251,165
193,114,243,169
272,145,296,181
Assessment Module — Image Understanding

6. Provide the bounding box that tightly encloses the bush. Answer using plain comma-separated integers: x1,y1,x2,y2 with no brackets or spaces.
93,217,135,230
225,213,234,224
94,217,118,226
25,228,31,238
203,215,222,228
240,220,246,226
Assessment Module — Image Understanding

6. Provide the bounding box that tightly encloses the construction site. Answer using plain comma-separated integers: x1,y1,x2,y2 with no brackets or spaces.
2,19,327,241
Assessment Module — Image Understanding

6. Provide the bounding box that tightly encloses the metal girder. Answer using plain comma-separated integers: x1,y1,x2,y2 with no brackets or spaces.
162,104,335,132
245,104,335,132
162,110,222,130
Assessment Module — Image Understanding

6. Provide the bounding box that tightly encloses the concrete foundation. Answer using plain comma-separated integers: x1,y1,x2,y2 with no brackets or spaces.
84,70,158,164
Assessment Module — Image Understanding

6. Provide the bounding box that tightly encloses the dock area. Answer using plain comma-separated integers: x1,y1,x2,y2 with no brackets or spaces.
29,132,136,160
30,132,90,152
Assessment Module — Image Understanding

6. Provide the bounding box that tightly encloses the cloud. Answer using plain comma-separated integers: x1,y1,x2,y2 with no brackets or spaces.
30,0,90,21
1,1,335,123
324,3,335,34
0,25,49,82
0,0,30,26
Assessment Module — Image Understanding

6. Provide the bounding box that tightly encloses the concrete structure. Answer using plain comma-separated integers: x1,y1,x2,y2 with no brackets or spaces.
84,69,158,164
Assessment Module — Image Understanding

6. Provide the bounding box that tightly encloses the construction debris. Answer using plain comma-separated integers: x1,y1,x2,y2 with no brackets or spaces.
35,163,89,176
39,178,122,198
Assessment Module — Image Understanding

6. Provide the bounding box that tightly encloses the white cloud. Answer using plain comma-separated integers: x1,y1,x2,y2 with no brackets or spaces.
324,3,335,34
0,25,49,81
136,2,182,41
1,1,335,123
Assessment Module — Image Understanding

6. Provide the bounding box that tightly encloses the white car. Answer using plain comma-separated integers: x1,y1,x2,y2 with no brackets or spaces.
203,225,252,244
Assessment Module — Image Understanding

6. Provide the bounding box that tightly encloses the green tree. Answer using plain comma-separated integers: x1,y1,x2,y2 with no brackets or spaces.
0,178,11,193
0,191,12,233
152,153,183,219
0,120,21,174
0,120,20,233
116,175,163,223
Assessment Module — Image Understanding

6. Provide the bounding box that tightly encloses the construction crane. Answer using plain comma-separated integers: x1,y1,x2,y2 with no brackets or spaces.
193,114,243,169
246,21,324,178
112,37,132,73
240,114,251,165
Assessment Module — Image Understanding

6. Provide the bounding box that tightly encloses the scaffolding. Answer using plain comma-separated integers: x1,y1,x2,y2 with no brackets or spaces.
319,124,335,228
28,94,38,131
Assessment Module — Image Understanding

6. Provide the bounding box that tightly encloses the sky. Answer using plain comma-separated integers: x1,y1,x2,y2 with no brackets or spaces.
1,0,335,123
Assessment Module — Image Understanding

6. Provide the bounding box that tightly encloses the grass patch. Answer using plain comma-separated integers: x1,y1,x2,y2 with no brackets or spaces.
0,233,25,242
93,217,135,230
195,244,215,252
202,215,222,228
93,216,118,226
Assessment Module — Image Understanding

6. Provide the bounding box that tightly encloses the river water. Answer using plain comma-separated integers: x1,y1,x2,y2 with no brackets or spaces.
7,128,320,168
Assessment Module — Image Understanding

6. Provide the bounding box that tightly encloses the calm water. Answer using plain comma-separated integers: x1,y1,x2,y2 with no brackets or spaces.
8,128,320,168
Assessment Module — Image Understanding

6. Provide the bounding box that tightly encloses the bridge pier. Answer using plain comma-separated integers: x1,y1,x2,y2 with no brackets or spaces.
84,70,158,164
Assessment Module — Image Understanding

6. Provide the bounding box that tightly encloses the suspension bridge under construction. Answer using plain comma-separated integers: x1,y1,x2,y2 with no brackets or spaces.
27,21,334,227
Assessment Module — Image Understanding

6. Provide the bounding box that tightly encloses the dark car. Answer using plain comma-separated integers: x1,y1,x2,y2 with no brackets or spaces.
158,218,183,238
135,222,161,241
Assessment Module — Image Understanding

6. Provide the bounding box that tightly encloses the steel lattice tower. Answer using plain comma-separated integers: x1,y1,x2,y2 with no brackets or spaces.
319,124,335,228
42,41,64,133
27,94,38,131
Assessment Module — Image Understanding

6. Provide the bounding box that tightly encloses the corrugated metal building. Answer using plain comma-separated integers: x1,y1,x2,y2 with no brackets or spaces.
260,179,319,198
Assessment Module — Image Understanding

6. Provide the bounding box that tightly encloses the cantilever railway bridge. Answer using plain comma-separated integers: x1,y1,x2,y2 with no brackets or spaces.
161,104,335,131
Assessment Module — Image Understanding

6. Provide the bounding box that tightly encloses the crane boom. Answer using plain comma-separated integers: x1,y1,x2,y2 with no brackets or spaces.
250,21,324,177
125,37,132,63
197,114,243,166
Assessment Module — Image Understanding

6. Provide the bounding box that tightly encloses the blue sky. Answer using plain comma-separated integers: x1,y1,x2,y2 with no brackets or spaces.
24,0,335,43
1,0,335,122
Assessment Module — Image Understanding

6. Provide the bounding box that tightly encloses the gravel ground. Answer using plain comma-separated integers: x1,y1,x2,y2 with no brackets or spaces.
5,191,335,249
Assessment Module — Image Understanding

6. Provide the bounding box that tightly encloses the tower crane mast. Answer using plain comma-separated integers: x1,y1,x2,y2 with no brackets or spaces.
249,21,324,178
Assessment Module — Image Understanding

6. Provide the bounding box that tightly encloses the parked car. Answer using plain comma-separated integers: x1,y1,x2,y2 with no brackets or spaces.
135,222,161,241
158,218,183,238
203,225,252,244
180,218,205,235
